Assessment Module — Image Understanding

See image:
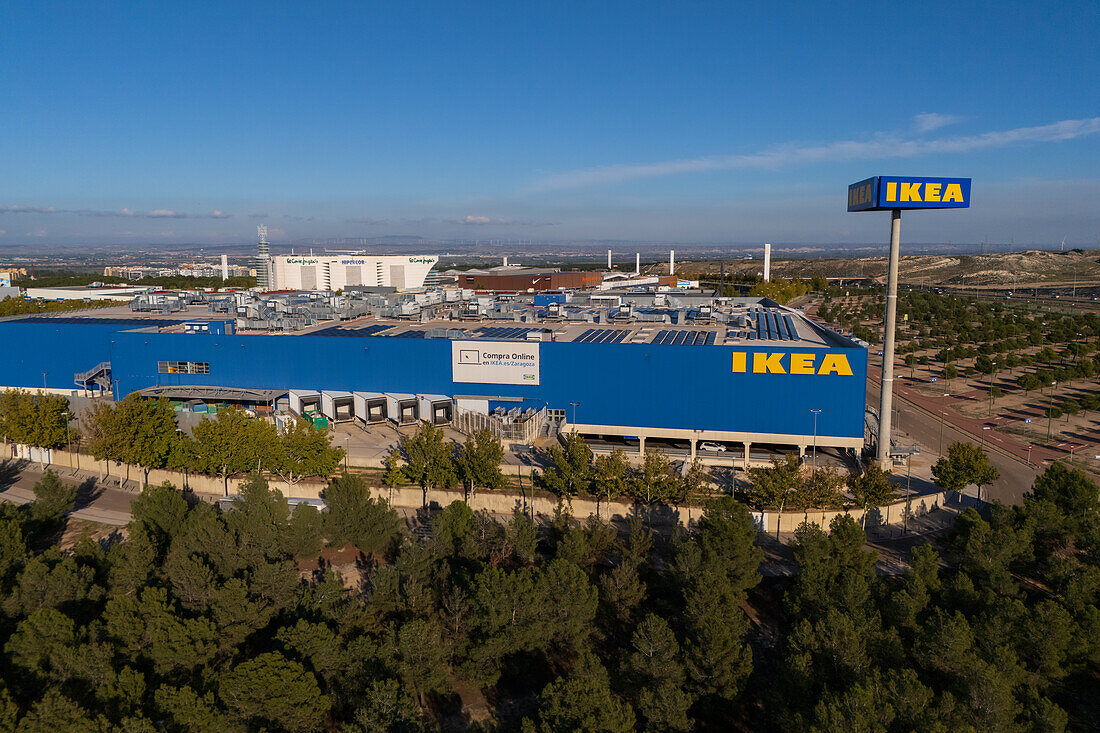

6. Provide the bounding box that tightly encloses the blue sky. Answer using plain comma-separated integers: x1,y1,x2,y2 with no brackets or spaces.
2,1,1098,246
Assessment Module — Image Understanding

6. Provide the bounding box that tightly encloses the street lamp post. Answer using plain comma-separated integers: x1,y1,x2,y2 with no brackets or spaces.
938,393,950,457
344,435,349,472
65,411,73,470
1047,382,1057,439
809,409,821,475
42,372,47,391
568,402,580,431
1027,444,1033,465
903,453,912,534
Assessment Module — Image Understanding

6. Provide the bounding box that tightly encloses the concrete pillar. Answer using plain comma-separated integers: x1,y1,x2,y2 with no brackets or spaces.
798,444,806,458
743,442,752,470
638,436,646,454
689,438,697,461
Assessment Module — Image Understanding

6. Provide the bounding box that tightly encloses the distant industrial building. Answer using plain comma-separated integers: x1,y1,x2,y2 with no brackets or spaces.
0,288,867,463
23,285,152,302
103,264,252,280
456,267,604,291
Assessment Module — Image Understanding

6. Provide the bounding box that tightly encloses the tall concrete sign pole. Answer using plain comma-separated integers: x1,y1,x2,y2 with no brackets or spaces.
847,176,971,469
877,210,901,467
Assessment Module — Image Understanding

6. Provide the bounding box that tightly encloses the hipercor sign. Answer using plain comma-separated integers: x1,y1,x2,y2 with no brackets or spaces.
848,176,971,211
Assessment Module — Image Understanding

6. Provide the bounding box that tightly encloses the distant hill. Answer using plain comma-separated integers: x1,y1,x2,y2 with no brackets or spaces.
652,248,1100,287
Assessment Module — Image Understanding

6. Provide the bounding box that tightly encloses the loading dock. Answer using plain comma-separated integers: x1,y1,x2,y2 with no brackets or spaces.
385,393,419,425
353,391,388,423
289,389,321,416
321,390,355,423
417,394,453,425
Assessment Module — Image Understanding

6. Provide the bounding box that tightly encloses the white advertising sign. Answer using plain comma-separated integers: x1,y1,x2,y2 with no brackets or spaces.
452,340,540,386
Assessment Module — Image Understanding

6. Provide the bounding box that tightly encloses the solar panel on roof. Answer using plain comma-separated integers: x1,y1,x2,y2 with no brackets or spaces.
9,316,183,328
651,330,668,344
773,314,788,340
784,315,798,341
705,332,716,345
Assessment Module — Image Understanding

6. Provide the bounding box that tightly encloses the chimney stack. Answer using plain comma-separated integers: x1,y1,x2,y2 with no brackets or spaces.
763,243,772,282
635,252,641,275
669,249,675,276
607,249,612,269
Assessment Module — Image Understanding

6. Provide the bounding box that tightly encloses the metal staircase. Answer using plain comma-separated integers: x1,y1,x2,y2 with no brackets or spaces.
74,361,112,392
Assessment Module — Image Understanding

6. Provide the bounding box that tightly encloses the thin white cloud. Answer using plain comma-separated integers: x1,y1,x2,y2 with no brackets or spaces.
913,112,964,132
345,217,390,225
0,205,231,219
0,205,58,214
529,116,1100,191
440,215,558,226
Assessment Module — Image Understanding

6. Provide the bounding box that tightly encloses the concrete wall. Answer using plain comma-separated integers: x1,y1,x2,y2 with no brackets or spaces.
13,445,948,533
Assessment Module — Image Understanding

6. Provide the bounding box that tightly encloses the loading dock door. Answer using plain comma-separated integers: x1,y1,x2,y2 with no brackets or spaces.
432,402,452,424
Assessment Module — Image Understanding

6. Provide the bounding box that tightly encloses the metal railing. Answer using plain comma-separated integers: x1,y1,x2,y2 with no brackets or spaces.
453,405,546,444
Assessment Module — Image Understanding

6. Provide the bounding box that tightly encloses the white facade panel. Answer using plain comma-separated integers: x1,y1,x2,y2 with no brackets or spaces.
269,255,437,291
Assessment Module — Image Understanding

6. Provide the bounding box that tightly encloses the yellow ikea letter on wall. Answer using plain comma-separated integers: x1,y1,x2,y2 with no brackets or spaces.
731,352,747,373
753,352,786,374
789,353,815,374
817,354,853,375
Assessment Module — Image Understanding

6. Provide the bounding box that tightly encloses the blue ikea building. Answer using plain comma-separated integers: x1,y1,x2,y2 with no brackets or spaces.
0,304,867,462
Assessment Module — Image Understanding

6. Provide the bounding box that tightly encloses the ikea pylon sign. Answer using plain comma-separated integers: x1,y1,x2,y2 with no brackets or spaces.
847,176,971,211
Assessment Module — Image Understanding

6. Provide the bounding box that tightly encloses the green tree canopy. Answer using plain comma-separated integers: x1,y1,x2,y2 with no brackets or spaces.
0,390,71,449
932,442,999,497
536,432,593,500
454,428,506,500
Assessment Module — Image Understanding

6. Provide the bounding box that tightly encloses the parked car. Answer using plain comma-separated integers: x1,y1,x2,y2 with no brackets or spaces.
700,442,726,452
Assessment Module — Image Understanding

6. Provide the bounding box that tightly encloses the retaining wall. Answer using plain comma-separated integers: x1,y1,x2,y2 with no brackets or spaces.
8,444,949,531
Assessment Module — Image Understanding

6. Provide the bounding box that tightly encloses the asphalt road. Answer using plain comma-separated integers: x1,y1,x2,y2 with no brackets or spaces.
867,376,1040,505
0,461,136,526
